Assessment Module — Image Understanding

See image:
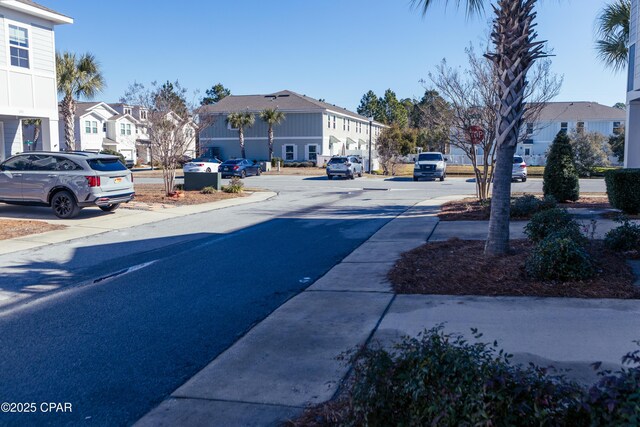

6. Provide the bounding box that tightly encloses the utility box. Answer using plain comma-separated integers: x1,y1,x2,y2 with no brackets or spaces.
184,172,221,191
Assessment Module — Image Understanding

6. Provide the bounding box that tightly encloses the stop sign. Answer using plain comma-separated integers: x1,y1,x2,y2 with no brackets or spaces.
468,125,484,144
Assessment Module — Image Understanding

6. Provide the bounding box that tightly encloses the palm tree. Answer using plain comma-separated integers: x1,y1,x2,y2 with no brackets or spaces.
226,111,255,159
56,52,105,151
596,0,630,72
414,0,547,256
259,108,286,161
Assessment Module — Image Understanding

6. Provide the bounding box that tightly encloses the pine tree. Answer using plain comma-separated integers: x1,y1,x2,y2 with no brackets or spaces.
543,131,580,202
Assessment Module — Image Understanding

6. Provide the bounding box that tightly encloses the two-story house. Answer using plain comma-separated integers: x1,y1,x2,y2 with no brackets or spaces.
626,0,640,168
199,90,384,169
0,0,72,161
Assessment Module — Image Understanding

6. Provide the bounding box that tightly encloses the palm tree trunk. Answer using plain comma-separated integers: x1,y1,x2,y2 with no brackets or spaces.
268,126,274,161
484,0,546,256
32,125,40,151
239,128,246,159
61,96,77,151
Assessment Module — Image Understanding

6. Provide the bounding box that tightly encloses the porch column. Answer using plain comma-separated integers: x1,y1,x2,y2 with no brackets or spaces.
40,117,61,152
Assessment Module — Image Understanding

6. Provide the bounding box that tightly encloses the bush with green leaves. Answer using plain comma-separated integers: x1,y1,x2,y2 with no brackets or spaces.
526,232,594,281
271,157,283,168
604,217,640,252
605,169,640,215
524,208,585,243
200,186,217,194
510,194,557,218
543,131,580,202
222,176,244,193
344,326,583,426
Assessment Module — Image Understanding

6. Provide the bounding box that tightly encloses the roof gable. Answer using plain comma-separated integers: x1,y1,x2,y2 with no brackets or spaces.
535,102,626,122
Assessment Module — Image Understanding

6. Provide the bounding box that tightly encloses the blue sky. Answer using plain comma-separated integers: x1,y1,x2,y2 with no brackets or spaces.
47,0,626,111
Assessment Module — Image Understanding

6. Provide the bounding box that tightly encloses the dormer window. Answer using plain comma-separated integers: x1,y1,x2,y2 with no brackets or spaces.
124,107,132,115
140,110,147,120
9,25,29,69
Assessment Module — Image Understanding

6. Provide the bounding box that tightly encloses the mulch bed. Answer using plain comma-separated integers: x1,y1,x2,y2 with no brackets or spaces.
129,184,245,207
389,239,639,299
0,219,66,240
439,196,614,221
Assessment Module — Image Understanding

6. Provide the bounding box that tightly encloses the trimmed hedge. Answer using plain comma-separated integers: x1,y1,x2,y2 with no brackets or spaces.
605,169,640,214
543,131,580,202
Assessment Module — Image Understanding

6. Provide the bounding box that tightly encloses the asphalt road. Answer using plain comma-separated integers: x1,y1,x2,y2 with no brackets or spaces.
0,178,439,425
0,175,607,425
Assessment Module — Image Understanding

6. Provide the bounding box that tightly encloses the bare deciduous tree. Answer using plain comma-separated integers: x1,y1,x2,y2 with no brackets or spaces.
428,46,561,201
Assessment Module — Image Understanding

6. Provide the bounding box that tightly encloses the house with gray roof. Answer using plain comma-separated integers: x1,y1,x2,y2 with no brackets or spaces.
199,90,385,168
449,101,625,166
0,0,72,161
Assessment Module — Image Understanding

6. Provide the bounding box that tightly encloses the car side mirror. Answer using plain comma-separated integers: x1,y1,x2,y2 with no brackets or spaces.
412,157,416,162
444,157,449,162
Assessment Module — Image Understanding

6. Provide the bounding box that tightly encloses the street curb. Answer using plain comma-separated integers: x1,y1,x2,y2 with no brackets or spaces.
0,191,277,256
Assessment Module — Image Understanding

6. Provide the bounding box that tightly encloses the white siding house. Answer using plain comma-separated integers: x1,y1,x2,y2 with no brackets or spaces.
0,0,72,161
626,0,640,168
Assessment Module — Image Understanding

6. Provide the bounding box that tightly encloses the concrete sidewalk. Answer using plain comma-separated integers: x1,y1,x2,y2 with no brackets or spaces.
0,191,276,255
136,201,640,427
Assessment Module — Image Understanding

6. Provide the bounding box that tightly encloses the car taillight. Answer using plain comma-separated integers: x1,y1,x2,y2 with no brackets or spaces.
520,164,527,168
86,176,101,187
195,163,204,166
233,166,239,170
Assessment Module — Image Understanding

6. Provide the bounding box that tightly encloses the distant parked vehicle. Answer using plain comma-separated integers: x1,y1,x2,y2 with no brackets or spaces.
219,158,261,178
183,157,222,173
326,156,363,180
0,151,134,218
512,155,528,182
413,152,447,181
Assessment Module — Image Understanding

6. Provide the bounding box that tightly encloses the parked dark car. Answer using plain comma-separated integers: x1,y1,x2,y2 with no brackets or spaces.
219,158,262,178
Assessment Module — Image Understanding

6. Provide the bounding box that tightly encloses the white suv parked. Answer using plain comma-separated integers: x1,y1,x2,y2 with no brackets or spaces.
413,152,447,181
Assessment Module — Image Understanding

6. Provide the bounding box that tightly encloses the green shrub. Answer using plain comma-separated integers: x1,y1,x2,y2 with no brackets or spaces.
524,208,584,243
271,157,283,168
526,233,594,281
543,131,580,202
605,169,640,214
200,186,217,194
222,176,244,193
344,326,583,426
604,217,640,252
510,194,556,218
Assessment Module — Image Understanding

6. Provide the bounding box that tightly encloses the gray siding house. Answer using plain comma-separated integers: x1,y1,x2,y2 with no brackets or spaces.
0,0,72,161
199,90,384,167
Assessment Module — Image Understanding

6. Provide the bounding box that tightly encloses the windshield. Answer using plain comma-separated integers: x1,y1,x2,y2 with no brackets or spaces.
87,158,127,171
418,153,443,161
513,156,524,164
328,158,347,164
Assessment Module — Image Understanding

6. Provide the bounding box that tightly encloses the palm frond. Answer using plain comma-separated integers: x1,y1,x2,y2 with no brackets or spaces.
411,0,485,18
595,0,630,71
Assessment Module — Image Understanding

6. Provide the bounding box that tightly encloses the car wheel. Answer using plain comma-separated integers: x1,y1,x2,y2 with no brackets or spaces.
522,177,527,182
51,190,81,219
358,170,363,177
413,177,419,182
350,172,355,180
99,203,120,212
256,168,261,176
240,170,246,178
440,176,445,182
206,167,211,173
327,175,333,180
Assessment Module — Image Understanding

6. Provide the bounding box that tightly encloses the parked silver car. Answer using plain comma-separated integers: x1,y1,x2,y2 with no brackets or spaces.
512,155,528,182
326,156,363,180
0,151,135,218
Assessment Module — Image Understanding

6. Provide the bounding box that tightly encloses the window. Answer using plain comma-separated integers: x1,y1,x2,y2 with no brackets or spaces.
524,148,531,156
327,115,331,128
307,145,318,162
126,124,131,135
343,118,346,131
560,122,568,133
1,155,29,171
103,123,107,132
577,121,585,134
628,44,636,92
85,120,91,134
140,110,147,120
120,123,126,135
613,121,622,135
124,107,132,115
333,116,336,129
347,119,350,132
526,123,533,135
284,145,295,161
9,25,29,68
92,121,98,134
